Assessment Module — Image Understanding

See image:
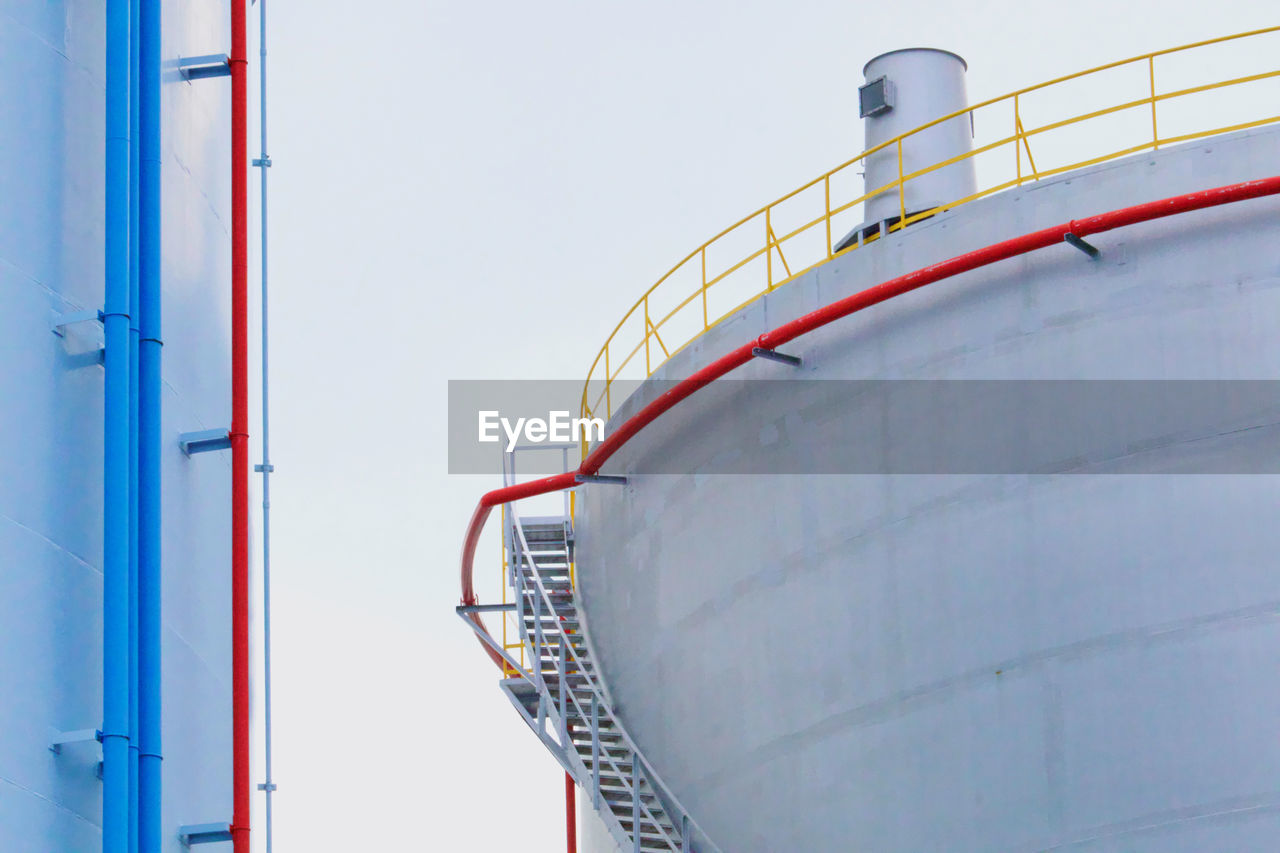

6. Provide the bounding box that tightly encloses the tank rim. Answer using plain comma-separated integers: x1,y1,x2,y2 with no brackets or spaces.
863,47,968,75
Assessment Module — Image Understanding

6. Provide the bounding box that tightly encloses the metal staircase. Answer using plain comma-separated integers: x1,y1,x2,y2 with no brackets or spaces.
454,444,718,851
499,511,701,852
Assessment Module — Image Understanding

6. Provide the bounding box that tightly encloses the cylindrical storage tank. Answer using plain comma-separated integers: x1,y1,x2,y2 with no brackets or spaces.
0,2,234,848
576,125,1280,851
861,48,976,225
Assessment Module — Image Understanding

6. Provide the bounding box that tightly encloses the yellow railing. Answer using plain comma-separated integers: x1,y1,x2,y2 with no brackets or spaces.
579,26,1280,432
499,503,526,679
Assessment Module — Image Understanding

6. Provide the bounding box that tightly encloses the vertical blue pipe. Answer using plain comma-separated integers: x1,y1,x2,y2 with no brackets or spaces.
128,0,141,847
138,0,163,849
103,0,132,850
257,3,276,850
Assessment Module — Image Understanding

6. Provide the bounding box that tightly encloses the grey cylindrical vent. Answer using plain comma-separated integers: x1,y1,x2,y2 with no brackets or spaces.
861,48,976,226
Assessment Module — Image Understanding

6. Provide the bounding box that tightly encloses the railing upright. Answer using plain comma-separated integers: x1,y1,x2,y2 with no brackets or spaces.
896,138,906,226
1014,95,1021,185
644,296,651,374
765,208,773,287
558,634,567,746
824,175,832,258
631,762,641,853
591,693,601,810
700,246,708,328
1149,56,1159,149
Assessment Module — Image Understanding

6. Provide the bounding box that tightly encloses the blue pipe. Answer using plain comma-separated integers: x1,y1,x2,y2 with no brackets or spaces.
138,0,163,848
128,0,141,846
257,2,277,850
103,0,132,850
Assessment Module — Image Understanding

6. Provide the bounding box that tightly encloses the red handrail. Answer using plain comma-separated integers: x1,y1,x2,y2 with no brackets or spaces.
461,175,1280,668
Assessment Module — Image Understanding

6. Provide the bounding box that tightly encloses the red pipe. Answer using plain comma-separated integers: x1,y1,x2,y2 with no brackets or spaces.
460,176,1280,668
565,770,578,853
230,1,251,851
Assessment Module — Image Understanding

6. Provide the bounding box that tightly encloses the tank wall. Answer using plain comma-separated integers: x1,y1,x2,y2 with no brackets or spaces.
0,2,234,848
577,127,1280,851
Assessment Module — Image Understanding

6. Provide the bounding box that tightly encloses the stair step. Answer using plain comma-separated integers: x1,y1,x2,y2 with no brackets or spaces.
611,819,680,840
521,571,571,580
516,581,573,590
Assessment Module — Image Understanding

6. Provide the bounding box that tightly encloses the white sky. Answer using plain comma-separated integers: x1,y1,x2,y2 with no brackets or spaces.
255,2,1276,849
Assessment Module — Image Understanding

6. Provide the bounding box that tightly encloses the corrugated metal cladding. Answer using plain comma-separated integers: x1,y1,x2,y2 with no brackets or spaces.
1,2,233,848
577,127,1280,852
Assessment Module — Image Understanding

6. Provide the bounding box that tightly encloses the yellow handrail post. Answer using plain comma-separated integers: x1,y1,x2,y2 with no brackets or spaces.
768,222,792,283
500,502,506,672
701,246,708,329
896,139,906,228
1014,95,1022,185
1017,113,1039,180
604,345,611,419
1149,55,1160,149
643,296,651,375
569,490,576,590
646,315,670,360
765,208,773,288
824,174,833,258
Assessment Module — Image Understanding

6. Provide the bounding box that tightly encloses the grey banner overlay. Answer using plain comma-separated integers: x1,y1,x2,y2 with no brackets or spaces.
448,380,1280,475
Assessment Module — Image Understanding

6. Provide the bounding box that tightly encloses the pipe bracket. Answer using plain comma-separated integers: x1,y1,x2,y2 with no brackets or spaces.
752,346,803,367
178,823,233,846
179,429,231,456
457,603,518,614
575,474,628,486
49,728,102,755
1064,232,1101,258
51,309,104,337
178,54,231,81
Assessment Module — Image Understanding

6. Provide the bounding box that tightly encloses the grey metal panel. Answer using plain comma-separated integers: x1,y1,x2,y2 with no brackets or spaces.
0,0,233,848
577,126,1280,851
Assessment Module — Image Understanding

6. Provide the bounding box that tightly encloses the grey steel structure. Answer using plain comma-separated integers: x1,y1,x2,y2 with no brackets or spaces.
1,1,235,848
574,122,1280,852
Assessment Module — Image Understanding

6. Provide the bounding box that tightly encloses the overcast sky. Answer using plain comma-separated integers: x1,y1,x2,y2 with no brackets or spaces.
253,2,1277,849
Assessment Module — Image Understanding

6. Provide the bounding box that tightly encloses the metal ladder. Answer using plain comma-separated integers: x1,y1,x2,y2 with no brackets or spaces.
496,504,720,853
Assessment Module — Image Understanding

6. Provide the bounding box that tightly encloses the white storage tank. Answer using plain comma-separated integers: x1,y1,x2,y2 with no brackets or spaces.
576,125,1280,852
0,1,235,848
